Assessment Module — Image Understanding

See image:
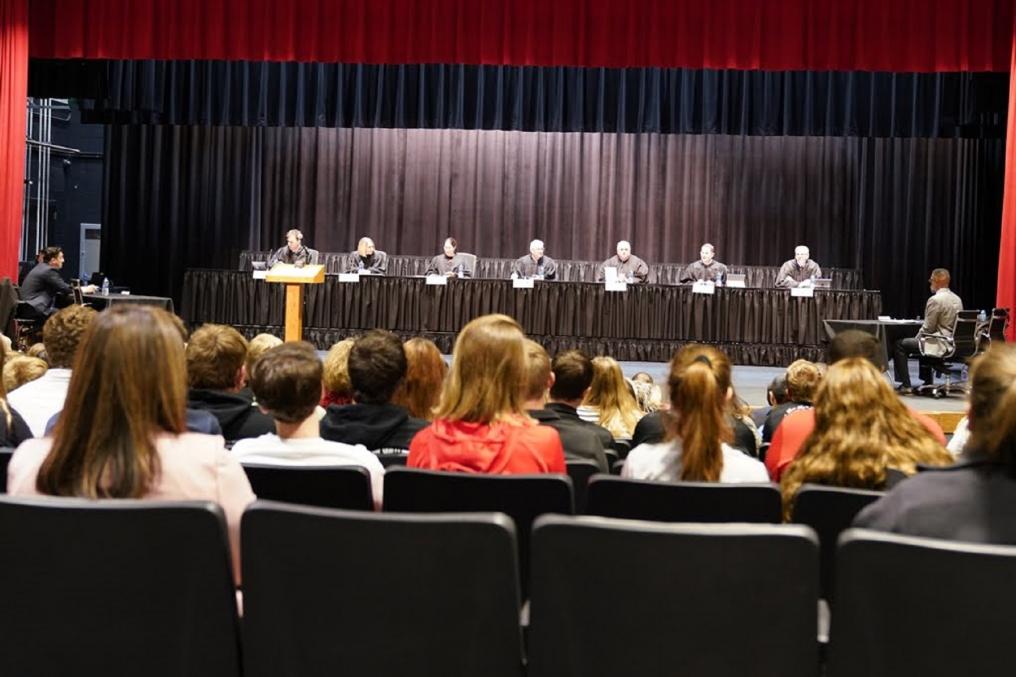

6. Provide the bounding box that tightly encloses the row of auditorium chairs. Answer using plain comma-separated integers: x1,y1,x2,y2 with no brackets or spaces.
0,449,879,600
0,496,1010,677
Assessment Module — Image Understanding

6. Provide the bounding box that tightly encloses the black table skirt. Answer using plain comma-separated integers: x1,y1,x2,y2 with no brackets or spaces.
238,250,864,290
83,293,176,314
183,270,881,366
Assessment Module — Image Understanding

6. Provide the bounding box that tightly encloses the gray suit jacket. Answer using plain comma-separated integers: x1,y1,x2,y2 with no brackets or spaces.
920,288,963,337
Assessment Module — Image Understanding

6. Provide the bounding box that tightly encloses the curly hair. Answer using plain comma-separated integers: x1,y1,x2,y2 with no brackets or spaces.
43,305,98,368
780,358,952,519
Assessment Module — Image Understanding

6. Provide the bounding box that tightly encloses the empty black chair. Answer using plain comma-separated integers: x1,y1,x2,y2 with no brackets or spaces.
528,515,819,677
241,463,373,510
0,447,13,493
0,497,241,676
566,459,601,513
586,475,782,523
829,529,1016,677
242,502,523,677
791,484,883,601
378,452,409,468
609,439,632,459
383,467,573,593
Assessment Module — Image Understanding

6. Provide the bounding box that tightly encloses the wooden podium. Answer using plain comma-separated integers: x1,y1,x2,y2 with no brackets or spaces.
265,264,325,342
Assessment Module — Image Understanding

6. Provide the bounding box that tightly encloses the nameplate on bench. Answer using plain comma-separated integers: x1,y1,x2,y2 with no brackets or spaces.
692,281,716,295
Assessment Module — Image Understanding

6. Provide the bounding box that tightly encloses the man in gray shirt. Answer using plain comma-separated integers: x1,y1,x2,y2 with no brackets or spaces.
680,243,729,284
511,239,557,280
775,245,822,287
892,268,963,393
596,240,650,284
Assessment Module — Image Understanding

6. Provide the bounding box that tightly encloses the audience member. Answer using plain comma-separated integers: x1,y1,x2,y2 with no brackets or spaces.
545,349,613,452
624,345,768,482
245,333,283,380
0,342,31,447
578,356,644,440
408,315,565,474
854,344,1016,542
8,305,96,436
761,359,821,444
320,338,355,408
391,337,447,420
232,342,384,507
522,340,609,471
2,355,48,393
186,324,275,441
7,306,255,583
766,330,945,480
629,379,663,414
26,342,48,362
753,374,788,429
320,330,427,453
779,357,952,520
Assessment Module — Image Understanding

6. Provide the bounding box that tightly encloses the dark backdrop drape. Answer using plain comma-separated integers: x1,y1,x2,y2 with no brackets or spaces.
104,124,1003,317
28,60,1009,137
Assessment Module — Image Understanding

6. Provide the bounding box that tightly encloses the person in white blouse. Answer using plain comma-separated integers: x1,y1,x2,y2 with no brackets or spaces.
624,345,768,483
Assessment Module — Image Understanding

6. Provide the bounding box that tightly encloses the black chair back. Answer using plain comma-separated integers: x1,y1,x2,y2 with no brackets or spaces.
242,502,523,677
586,475,782,523
951,317,980,358
378,452,409,468
566,460,601,513
791,484,883,600
528,515,819,677
0,497,241,676
988,307,1009,343
0,447,13,492
383,467,573,593
241,463,372,510
829,529,1016,677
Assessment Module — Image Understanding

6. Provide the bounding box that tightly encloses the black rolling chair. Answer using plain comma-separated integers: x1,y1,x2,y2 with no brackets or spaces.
791,484,883,601
829,529,1016,677
241,463,373,510
985,307,1009,346
242,502,524,677
917,317,979,398
566,459,601,513
383,467,573,594
528,515,819,677
0,447,13,492
0,497,241,676
586,475,782,523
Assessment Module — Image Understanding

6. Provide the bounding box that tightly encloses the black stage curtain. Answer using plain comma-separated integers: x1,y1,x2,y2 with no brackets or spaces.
31,59,1007,137
104,125,1002,316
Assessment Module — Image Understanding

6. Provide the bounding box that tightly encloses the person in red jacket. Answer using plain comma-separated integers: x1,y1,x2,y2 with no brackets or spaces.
408,314,565,474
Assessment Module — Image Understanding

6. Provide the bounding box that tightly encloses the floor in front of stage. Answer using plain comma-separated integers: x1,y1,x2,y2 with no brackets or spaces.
618,361,966,414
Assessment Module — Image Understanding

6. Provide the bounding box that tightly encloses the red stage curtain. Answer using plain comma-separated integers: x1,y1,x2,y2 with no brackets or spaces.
0,0,27,283
997,14,1016,340
28,0,1012,72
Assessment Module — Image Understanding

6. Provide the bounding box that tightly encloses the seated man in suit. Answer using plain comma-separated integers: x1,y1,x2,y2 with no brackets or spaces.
511,239,557,280
522,341,609,472
20,247,96,316
267,228,316,267
345,237,388,275
426,237,473,278
596,240,649,284
892,268,964,394
680,243,729,284
775,245,822,288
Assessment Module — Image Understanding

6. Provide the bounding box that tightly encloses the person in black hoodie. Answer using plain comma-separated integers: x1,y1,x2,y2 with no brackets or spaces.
320,330,427,454
186,324,274,442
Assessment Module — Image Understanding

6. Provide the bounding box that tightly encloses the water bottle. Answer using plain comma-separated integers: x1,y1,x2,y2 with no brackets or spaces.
715,271,723,287
536,264,545,279
101,277,110,296
357,259,365,274
978,309,987,324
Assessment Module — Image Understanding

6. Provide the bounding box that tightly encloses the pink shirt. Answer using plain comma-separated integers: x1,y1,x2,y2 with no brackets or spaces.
8,433,256,584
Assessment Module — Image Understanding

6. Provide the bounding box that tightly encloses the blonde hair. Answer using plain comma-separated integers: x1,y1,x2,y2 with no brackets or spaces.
967,344,1016,465
321,339,355,399
666,345,734,481
245,333,283,377
433,314,529,424
583,356,643,439
3,355,48,393
786,359,822,403
780,358,952,519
